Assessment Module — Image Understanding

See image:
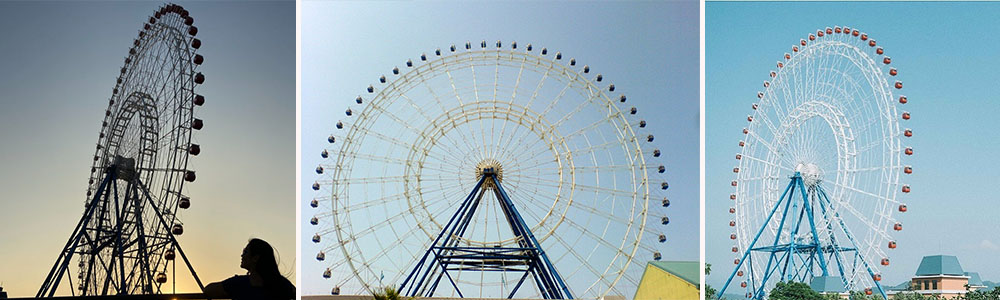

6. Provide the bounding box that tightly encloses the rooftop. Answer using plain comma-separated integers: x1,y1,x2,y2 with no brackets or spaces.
810,276,847,293
915,255,965,276
966,272,985,287
885,280,912,291
650,260,699,286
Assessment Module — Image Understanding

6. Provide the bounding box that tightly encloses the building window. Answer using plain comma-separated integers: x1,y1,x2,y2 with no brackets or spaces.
924,280,929,290
933,280,938,290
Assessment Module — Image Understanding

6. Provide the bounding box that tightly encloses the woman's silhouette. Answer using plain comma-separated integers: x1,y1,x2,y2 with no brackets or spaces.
203,238,295,299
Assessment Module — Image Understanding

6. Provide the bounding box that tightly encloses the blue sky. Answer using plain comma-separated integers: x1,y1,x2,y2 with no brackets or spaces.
707,1,1000,291
300,0,699,296
0,1,294,297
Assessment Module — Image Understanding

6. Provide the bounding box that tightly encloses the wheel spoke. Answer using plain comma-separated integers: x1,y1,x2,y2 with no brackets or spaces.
313,46,658,298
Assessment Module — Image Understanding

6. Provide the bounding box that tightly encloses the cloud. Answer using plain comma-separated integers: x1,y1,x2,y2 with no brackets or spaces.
980,239,1000,251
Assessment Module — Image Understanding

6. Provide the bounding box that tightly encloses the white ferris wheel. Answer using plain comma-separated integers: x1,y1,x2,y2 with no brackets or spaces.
721,26,912,299
308,40,670,299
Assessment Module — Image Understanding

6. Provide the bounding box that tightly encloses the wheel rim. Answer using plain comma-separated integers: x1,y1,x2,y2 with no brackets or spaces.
731,26,909,294
77,4,202,294
311,42,669,298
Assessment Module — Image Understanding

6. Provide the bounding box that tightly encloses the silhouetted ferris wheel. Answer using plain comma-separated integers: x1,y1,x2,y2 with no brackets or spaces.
39,3,207,296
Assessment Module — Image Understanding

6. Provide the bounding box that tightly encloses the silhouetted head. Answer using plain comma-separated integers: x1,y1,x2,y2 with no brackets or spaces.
238,238,294,296
241,238,280,277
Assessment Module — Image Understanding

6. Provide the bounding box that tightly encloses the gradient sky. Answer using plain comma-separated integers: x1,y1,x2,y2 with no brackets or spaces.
300,0,699,296
707,1,1000,292
0,1,294,297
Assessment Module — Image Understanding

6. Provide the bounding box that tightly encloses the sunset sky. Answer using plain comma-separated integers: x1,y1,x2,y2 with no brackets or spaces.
0,1,295,297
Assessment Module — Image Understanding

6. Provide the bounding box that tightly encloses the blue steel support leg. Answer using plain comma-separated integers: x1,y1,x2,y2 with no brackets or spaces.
488,184,561,298
814,188,849,287
492,185,556,298
422,187,489,297
753,176,801,299
721,250,754,299
495,178,563,298
454,187,487,240
425,184,487,297
751,186,796,298
427,267,444,297
718,175,796,299
444,184,488,249
400,176,486,296
747,254,757,297
780,185,804,284
493,175,572,299
530,270,547,298
815,187,887,300
490,187,559,299
494,184,565,296
509,265,533,299
797,178,829,277
427,256,463,298
404,173,572,299
426,183,490,296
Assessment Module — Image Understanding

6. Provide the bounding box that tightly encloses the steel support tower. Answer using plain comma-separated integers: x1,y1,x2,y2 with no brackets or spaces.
719,172,887,299
400,167,573,299
38,163,202,297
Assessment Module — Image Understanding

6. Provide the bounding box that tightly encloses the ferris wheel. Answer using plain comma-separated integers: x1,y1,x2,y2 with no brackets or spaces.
720,26,911,299
308,40,670,298
39,3,206,296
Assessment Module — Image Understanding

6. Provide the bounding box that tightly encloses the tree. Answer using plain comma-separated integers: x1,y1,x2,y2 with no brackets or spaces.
960,286,1000,300
372,286,410,300
707,285,719,299
847,290,883,300
705,263,719,299
769,281,822,300
889,292,932,300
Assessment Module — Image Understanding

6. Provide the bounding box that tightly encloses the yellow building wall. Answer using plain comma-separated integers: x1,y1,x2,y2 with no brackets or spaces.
633,264,698,300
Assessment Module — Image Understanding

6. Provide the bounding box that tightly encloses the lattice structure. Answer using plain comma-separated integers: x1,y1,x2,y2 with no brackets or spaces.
309,40,670,298
400,169,571,298
38,3,206,296
720,26,912,299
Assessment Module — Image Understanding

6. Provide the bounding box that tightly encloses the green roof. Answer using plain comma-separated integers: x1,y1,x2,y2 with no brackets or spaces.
649,261,699,286
886,281,912,291
966,272,984,286
915,255,965,276
810,276,847,293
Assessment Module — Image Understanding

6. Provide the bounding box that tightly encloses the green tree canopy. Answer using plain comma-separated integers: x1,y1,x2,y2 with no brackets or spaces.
769,281,823,300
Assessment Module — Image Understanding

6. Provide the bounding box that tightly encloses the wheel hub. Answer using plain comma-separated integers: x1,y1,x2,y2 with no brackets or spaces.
475,159,503,183
795,162,822,186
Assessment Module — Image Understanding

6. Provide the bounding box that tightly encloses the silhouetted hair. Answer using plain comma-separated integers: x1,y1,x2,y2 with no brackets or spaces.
246,238,289,290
